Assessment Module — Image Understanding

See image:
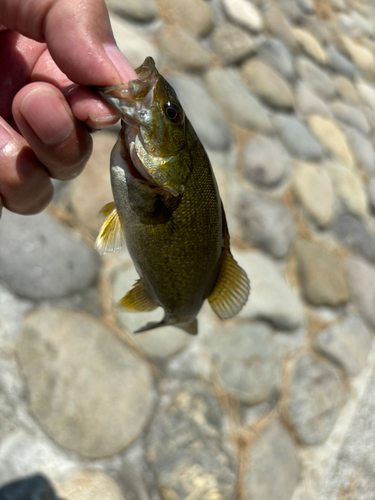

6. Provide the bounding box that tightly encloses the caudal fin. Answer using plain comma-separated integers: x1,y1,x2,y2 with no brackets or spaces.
134,317,198,335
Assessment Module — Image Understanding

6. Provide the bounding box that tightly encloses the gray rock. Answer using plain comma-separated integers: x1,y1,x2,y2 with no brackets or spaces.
243,419,300,500
221,0,263,32
0,211,99,300
207,322,277,405
146,379,237,499
344,126,375,175
16,309,154,459
296,57,336,99
314,315,371,375
167,75,232,151
105,0,157,21
258,38,294,80
234,250,305,330
297,0,315,14
331,102,370,135
327,45,356,79
345,256,375,328
273,114,323,161
294,239,349,307
319,364,375,500
296,82,332,117
241,59,294,109
333,213,375,263
286,353,347,445
156,0,213,37
235,191,296,258
211,23,256,64
242,134,292,187
205,68,273,133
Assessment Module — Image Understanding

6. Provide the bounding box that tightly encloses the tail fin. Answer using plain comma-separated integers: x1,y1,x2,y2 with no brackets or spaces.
134,317,198,335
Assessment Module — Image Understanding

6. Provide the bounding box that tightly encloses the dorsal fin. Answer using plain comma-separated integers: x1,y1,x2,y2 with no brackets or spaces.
208,206,250,319
118,279,158,312
95,202,125,255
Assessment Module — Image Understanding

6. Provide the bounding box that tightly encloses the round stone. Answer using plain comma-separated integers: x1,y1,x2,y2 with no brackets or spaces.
292,27,327,64
156,0,213,37
16,309,154,459
296,82,332,118
343,126,375,175
327,45,356,79
221,0,263,32
345,256,375,328
106,0,157,22
211,23,256,64
340,36,375,71
258,38,294,80
333,213,375,263
57,470,126,500
330,102,370,135
296,57,335,99
335,76,360,105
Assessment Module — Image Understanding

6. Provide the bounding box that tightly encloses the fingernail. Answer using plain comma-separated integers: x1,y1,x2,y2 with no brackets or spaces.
20,88,75,146
103,44,137,82
0,123,11,151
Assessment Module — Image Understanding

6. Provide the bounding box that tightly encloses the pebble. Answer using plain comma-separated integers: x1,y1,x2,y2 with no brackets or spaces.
292,28,327,64
296,82,332,117
308,115,354,167
296,57,336,100
205,68,273,133
156,0,213,38
243,419,300,500
297,0,315,14
106,0,157,22
241,59,294,110
207,322,277,405
242,134,292,187
285,353,347,445
146,379,237,499
314,315,371,375
113,266,191,358
327,45,356,79
324,161,367,218
343,125,375,174
258,38,294,80
16,309,154,459
263,4,296,49
293,239,349,307
334,213,375,263
157,26,213,72
57,470,126,500
234,250,305,330
235,191,296,258
0,475,59,500
273,114,323,161
330,101,370,134
167,75,232,151
221,0,263,33
357,80,375,112
346,256,375,328
340,35,375,71
211,23,256,64
0,211,99,301
334,76,360,105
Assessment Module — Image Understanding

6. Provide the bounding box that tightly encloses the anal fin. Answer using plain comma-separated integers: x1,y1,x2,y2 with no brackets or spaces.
134,317,198,335
118,279,158,312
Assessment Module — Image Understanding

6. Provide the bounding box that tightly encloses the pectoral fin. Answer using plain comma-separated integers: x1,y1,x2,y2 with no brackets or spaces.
208,207,250,319
118,279,158,312
95,202,125,255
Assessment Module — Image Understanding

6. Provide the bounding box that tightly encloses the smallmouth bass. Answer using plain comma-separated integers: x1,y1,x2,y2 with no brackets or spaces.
94,57,249,335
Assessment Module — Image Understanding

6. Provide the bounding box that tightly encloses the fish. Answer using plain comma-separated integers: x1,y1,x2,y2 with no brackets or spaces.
93,56,250,335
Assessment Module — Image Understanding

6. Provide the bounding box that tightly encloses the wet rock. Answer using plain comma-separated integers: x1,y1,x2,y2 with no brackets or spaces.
57,470,126,500
346,256,375,328
207,322,277,405
241,59,294,109
334,76,360,105
0,475,59,500
333,213,375,262
330,102,370,135
258,38,294,80
106,0,157,22
234,250,304,330
293,239,349,307
292,28,327,64
308,115,354,167
285,353,347,445
296,82,332,118
273,114,323,161
296,57,336,99
157,26,213,72
292,162,335,228
15,309,154,459
327,45,356,78
221,0,263,33
343,126,375,175
205,68,273,132
0,211,99,300
242,134,292,187
243,419,300,500
314,315,371,375
156,0,213,37
167,75,232,151
340,36,375,71
235,191,295,258
146,379,237,500
211,23,256,64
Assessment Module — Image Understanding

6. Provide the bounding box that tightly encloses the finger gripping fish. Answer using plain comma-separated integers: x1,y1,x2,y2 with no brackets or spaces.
94,57,250,335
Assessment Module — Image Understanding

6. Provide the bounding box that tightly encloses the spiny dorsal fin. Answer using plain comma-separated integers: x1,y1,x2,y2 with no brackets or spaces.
118,279,158,312
208,206,250,320
95,202,125,255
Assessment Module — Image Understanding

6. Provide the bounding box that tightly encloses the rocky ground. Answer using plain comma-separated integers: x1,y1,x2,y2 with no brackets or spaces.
1,0,375,499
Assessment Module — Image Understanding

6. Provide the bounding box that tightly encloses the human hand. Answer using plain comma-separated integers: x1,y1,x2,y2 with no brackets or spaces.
0,0,137,218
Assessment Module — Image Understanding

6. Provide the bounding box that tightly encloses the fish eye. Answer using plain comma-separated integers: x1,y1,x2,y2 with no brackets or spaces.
164,102,183,123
